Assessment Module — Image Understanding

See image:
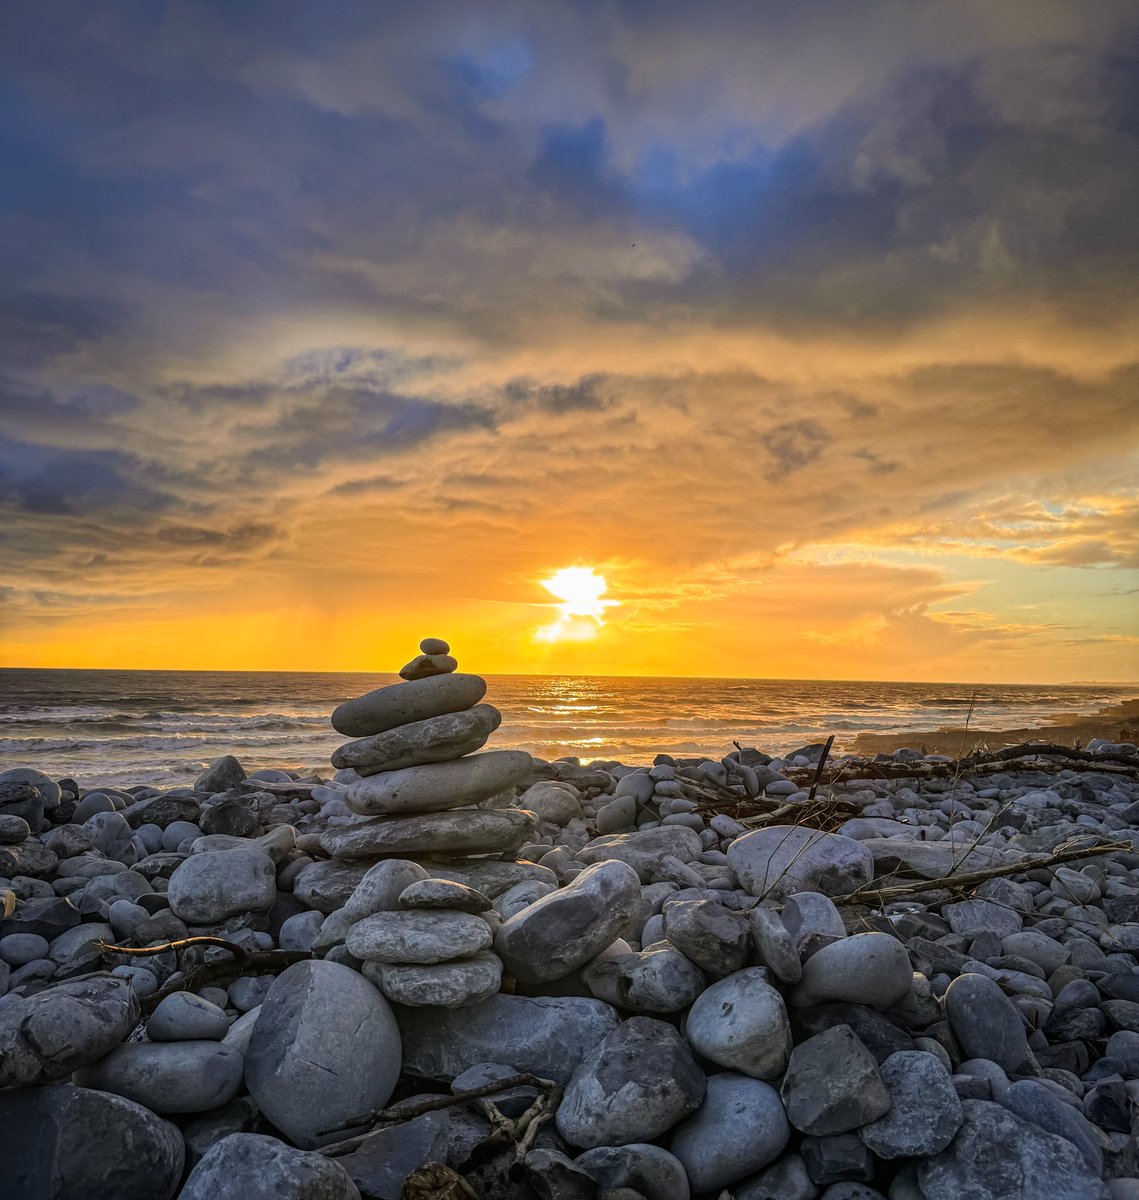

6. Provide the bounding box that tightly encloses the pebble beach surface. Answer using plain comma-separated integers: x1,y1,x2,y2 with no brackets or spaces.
3,642,1139,1199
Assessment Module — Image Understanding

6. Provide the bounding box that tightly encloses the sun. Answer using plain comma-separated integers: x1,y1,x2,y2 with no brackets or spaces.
536,567,617,641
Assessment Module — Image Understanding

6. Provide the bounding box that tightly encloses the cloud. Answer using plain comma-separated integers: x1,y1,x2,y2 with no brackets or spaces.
1,3,1136,678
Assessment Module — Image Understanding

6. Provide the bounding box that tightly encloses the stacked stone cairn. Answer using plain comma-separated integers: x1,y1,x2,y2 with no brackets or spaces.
316,637,534,1008
3,650,1139,1198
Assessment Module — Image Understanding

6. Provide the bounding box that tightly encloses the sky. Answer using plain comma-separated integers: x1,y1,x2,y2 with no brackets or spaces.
1,1,1138,682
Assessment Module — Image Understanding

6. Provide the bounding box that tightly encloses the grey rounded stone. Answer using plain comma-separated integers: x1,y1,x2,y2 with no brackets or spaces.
575,826,705,879
167,849,276,924
495,858,642,983
596,794,638,834
397,992,619,1086
362,951,503,1008
663,898,750,977
398,878,493,911
292,859,370,913
245,960,401,1148
0,1081,184,1200
789,932,913,1010
0,975,140,1089
399,652,458,680
749,905,802,983
0,814,31,843
278,909,325,951
179,1133,361,1200
332,704,501,774
146,991,230,1042
320,807,537,860
519,781,583,825
420,637,450,655
195,755,247,793
944,972,1033,1073
670,1073,791,1192
0,932,50,966
342,858,432,922
858,1050,963,1158
780,1024,891,1135
346,750,532,816
918,1099,1108,1200
582,940,707,1013
556,1016,706,1148
346,909,493,964
331,673,488,738
686,968,793,1079
575,1143,691,1200
727,826,873,900
1004,1078,1103,1174
494,879,558,919
74,1040,244,1113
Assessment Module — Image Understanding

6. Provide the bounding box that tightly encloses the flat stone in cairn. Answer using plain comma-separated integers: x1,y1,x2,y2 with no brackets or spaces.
320,807,537,859
346,749,533,815
400,652,459,680
346,909,493,963
398,878,492,911
331,704,502,775
331,673,488,738
362,951,503,1008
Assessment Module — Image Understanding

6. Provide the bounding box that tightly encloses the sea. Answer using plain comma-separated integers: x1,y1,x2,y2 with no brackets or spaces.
0,669,1134,789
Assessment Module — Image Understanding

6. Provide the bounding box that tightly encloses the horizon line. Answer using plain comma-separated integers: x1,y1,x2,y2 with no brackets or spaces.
1,664,1137,691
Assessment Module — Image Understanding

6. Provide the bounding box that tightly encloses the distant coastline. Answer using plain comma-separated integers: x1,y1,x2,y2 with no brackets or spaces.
852,697,1139,757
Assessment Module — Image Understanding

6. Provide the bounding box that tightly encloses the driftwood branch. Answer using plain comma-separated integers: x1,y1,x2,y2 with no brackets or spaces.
318,1074,562,1160
100,937,313,1014
830,839,1130,908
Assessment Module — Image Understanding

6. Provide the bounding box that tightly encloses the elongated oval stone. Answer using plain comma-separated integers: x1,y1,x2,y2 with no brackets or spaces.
347,750,532,816
320,807,538,859
346,910,492,963
333,704,502,775
332,674,487,738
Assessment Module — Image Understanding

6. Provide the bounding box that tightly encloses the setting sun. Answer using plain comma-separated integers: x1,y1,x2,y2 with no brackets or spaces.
536,567,617,642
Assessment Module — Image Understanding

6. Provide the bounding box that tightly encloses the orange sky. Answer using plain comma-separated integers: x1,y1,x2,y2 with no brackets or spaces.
2,3,1138,682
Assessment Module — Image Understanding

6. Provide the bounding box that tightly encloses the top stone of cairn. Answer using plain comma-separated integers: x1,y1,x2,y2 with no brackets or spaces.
400,635,457,681
332,649,486,737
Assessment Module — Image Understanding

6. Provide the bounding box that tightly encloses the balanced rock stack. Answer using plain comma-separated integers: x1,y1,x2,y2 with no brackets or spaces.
313,638,535,1007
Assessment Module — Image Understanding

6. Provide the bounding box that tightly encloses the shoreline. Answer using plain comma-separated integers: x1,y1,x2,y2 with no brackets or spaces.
849,697,1139,759
4,660,1139,1196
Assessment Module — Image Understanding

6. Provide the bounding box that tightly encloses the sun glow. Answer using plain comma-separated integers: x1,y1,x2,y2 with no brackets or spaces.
536,567,617,642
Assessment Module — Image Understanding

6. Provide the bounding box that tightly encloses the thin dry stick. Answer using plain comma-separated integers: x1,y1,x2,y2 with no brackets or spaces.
950,689,979,789
807,735,836,804
100,937,313,1013
318,1073,555,1138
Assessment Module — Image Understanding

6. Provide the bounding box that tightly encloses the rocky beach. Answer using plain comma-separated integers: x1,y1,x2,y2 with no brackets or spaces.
3,642,1139,1200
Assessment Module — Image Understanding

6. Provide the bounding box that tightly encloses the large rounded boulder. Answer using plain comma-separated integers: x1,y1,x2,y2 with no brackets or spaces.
244,960,401,1148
